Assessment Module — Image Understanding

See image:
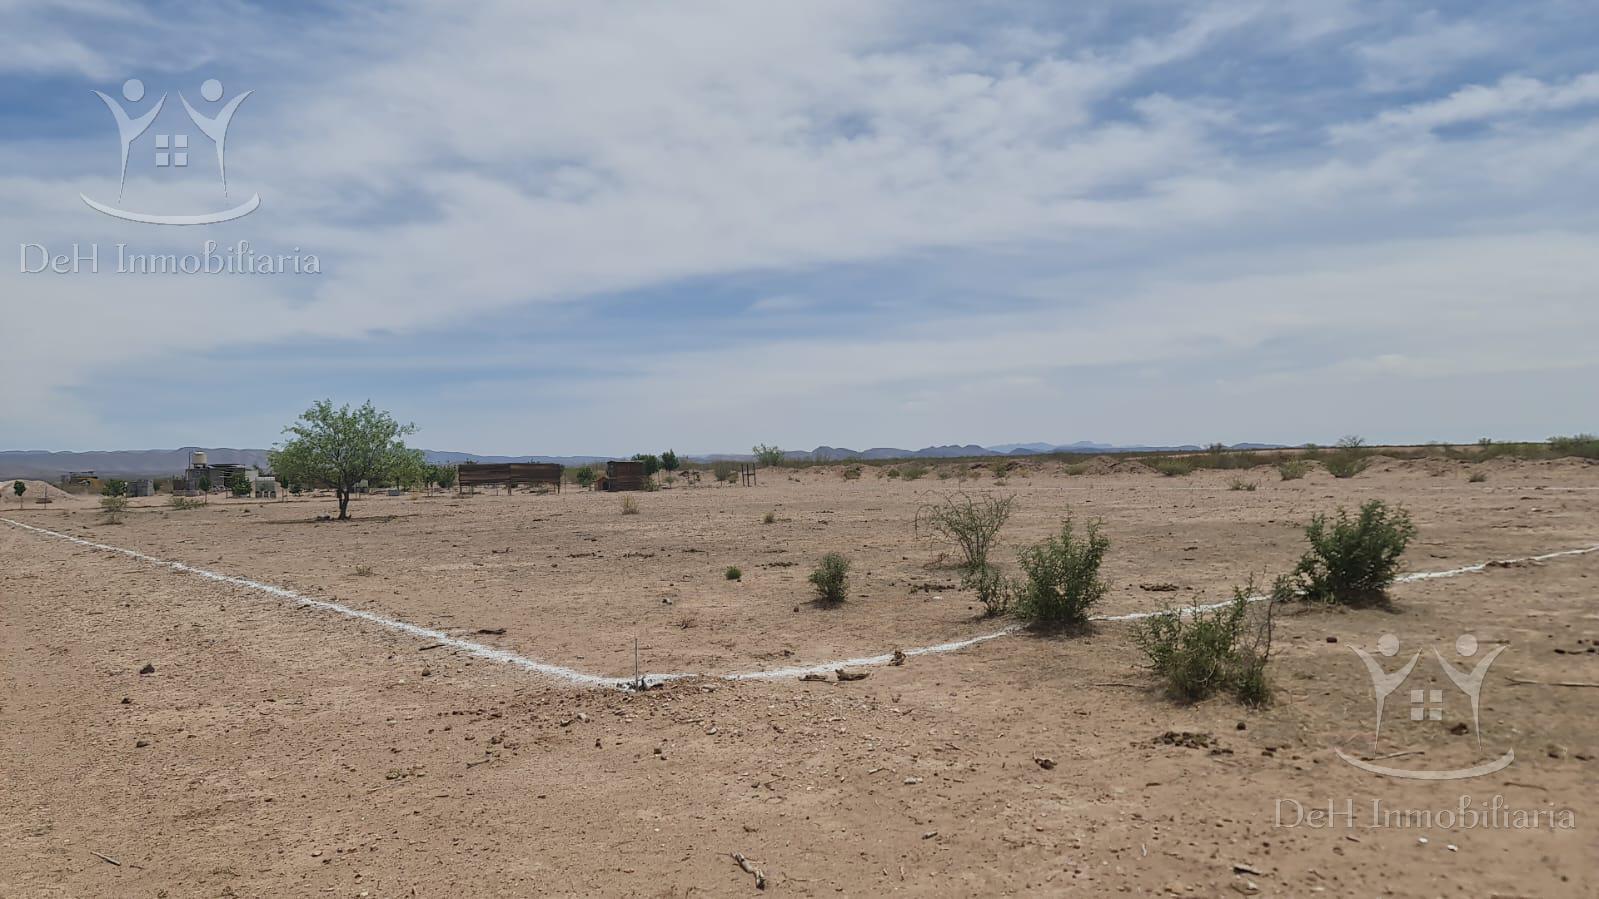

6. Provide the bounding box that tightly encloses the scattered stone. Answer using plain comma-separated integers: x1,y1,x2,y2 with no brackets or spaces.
903,775,923,785
1140,582,1181,592
138,663,155,675
135,739,150,748
836,668,868,682
1232,862,1263,875
1325,636,1337,644
475,627,507,635
799,673,829,682
1155,731,1214,750
891,649,906,666
1449,722,1469,736
1033,756,1056,770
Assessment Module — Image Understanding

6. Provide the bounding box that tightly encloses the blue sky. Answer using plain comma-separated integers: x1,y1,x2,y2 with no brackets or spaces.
3,1,1597,455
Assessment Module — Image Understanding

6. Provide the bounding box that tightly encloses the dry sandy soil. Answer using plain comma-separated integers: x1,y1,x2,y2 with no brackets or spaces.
2,458,1597,897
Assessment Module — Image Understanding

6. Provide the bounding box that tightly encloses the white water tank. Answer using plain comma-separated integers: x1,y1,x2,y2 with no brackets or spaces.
191,450,208,467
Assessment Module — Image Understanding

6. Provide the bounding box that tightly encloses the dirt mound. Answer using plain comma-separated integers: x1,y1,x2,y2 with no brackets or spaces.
0,479,89,509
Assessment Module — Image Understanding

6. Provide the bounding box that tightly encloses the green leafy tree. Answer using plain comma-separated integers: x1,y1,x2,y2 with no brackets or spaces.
632,453,661,476
752,444,784,467
268,400,423,520
197,475,213,493
12,480,24,507
102,479,129,497
227,469,253,496
433,464,457,491
661,449,680,472
574,465,596,488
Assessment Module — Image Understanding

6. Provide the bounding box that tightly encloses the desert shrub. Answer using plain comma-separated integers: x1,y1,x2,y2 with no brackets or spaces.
620,496,640,515
752,444,785,467
885,467,901,479
1548,434,1599,459
574,465,596,488
1133,576,1287,704
712,460,737,483
102,478,129,497
1062,462,1090,476
989,459,1012,479
841,465,862,480
808,553,851,604
962,563,1014,617
1294,500,1416,605
915,492,1016,575
1325,435,1369,479
1013,514,1109,628
1277,460,1310,481
1468,471,1487,483
899,463,928,481
99,495,129,523
725,566,742,581
354,564,375,576
1152,459,1192,477
762,510,776,524
166,495,204,510
1228,477,1257,492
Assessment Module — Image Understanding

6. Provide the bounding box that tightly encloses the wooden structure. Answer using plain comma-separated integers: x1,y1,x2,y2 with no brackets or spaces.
457,462,564,493
597,460,648,492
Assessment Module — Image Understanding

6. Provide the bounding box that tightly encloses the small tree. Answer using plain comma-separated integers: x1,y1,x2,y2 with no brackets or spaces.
268,400,424,520
574,465,596,489
99,494,129,523
434,464,457,491
661,449,680,472
12,480,24,507
632,453,661,476
752,444,785,467
915,493,1016,575
102,479,129,497
227,469,253,496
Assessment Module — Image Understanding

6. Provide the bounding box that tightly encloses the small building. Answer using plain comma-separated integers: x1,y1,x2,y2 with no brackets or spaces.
598,460,648,491
127,479,154,498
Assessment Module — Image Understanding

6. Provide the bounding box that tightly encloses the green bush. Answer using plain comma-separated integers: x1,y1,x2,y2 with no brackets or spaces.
725,566,742,581
1548,434,1599,459
1133,577,1287,705
166,495,204,510
1276,460,1310,481
574,465,596,488
961,563,1013,618
102,478,129,497
808,553,851,604
1152,459,1192,477
841,465,862,480
1294,500,1416,605
712,460,738,483
899,463,928,481
99,495,129,523
1013,514,1109,628
1324,435,1369,479
752,444,785,467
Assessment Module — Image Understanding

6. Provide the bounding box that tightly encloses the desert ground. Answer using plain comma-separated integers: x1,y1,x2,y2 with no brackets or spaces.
2,457,1596,897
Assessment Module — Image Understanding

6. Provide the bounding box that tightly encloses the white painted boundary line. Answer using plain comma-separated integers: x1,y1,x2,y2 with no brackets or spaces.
4,516,1596,688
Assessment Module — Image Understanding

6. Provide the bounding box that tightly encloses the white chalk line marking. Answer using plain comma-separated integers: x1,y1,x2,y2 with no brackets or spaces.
4,516,1596,688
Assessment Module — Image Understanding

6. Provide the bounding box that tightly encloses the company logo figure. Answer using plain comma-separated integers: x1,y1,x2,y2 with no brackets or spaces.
92,78,166,199
1349,633,1418,750
180,79,253,198
1433,633,1506,750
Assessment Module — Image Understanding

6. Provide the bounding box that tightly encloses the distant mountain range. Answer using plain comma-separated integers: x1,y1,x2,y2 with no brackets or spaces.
0,441,1288,479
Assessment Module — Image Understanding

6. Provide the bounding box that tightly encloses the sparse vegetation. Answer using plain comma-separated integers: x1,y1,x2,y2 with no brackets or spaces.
1324,435,1369,479
841,465,862,480
1294,499,1416,605
753,444,785,467
354,564,375,576
1013,513,1109,628
1133,576,1287,705
1549,434,1599,459
620,496,640,515
1228,477,1257,492
166,495,204,510
713,460,738,483
99,495,129,524
725,565,742,581
808,553,851,604
915,493,1016,575
574,465,596,489
1152,459,1192,477
1276,460,1310,481
899,463,928,481
660,449,680,472
102,478,129,497
1468,471,1487,483
762,510,776,524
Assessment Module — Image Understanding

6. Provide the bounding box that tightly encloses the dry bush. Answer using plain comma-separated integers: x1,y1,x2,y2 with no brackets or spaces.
1276,460,1310,481
620,496,640,515
915,492,1016,575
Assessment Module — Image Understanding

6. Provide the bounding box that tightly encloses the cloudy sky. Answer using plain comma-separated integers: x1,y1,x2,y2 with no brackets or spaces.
3,0,1596,455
